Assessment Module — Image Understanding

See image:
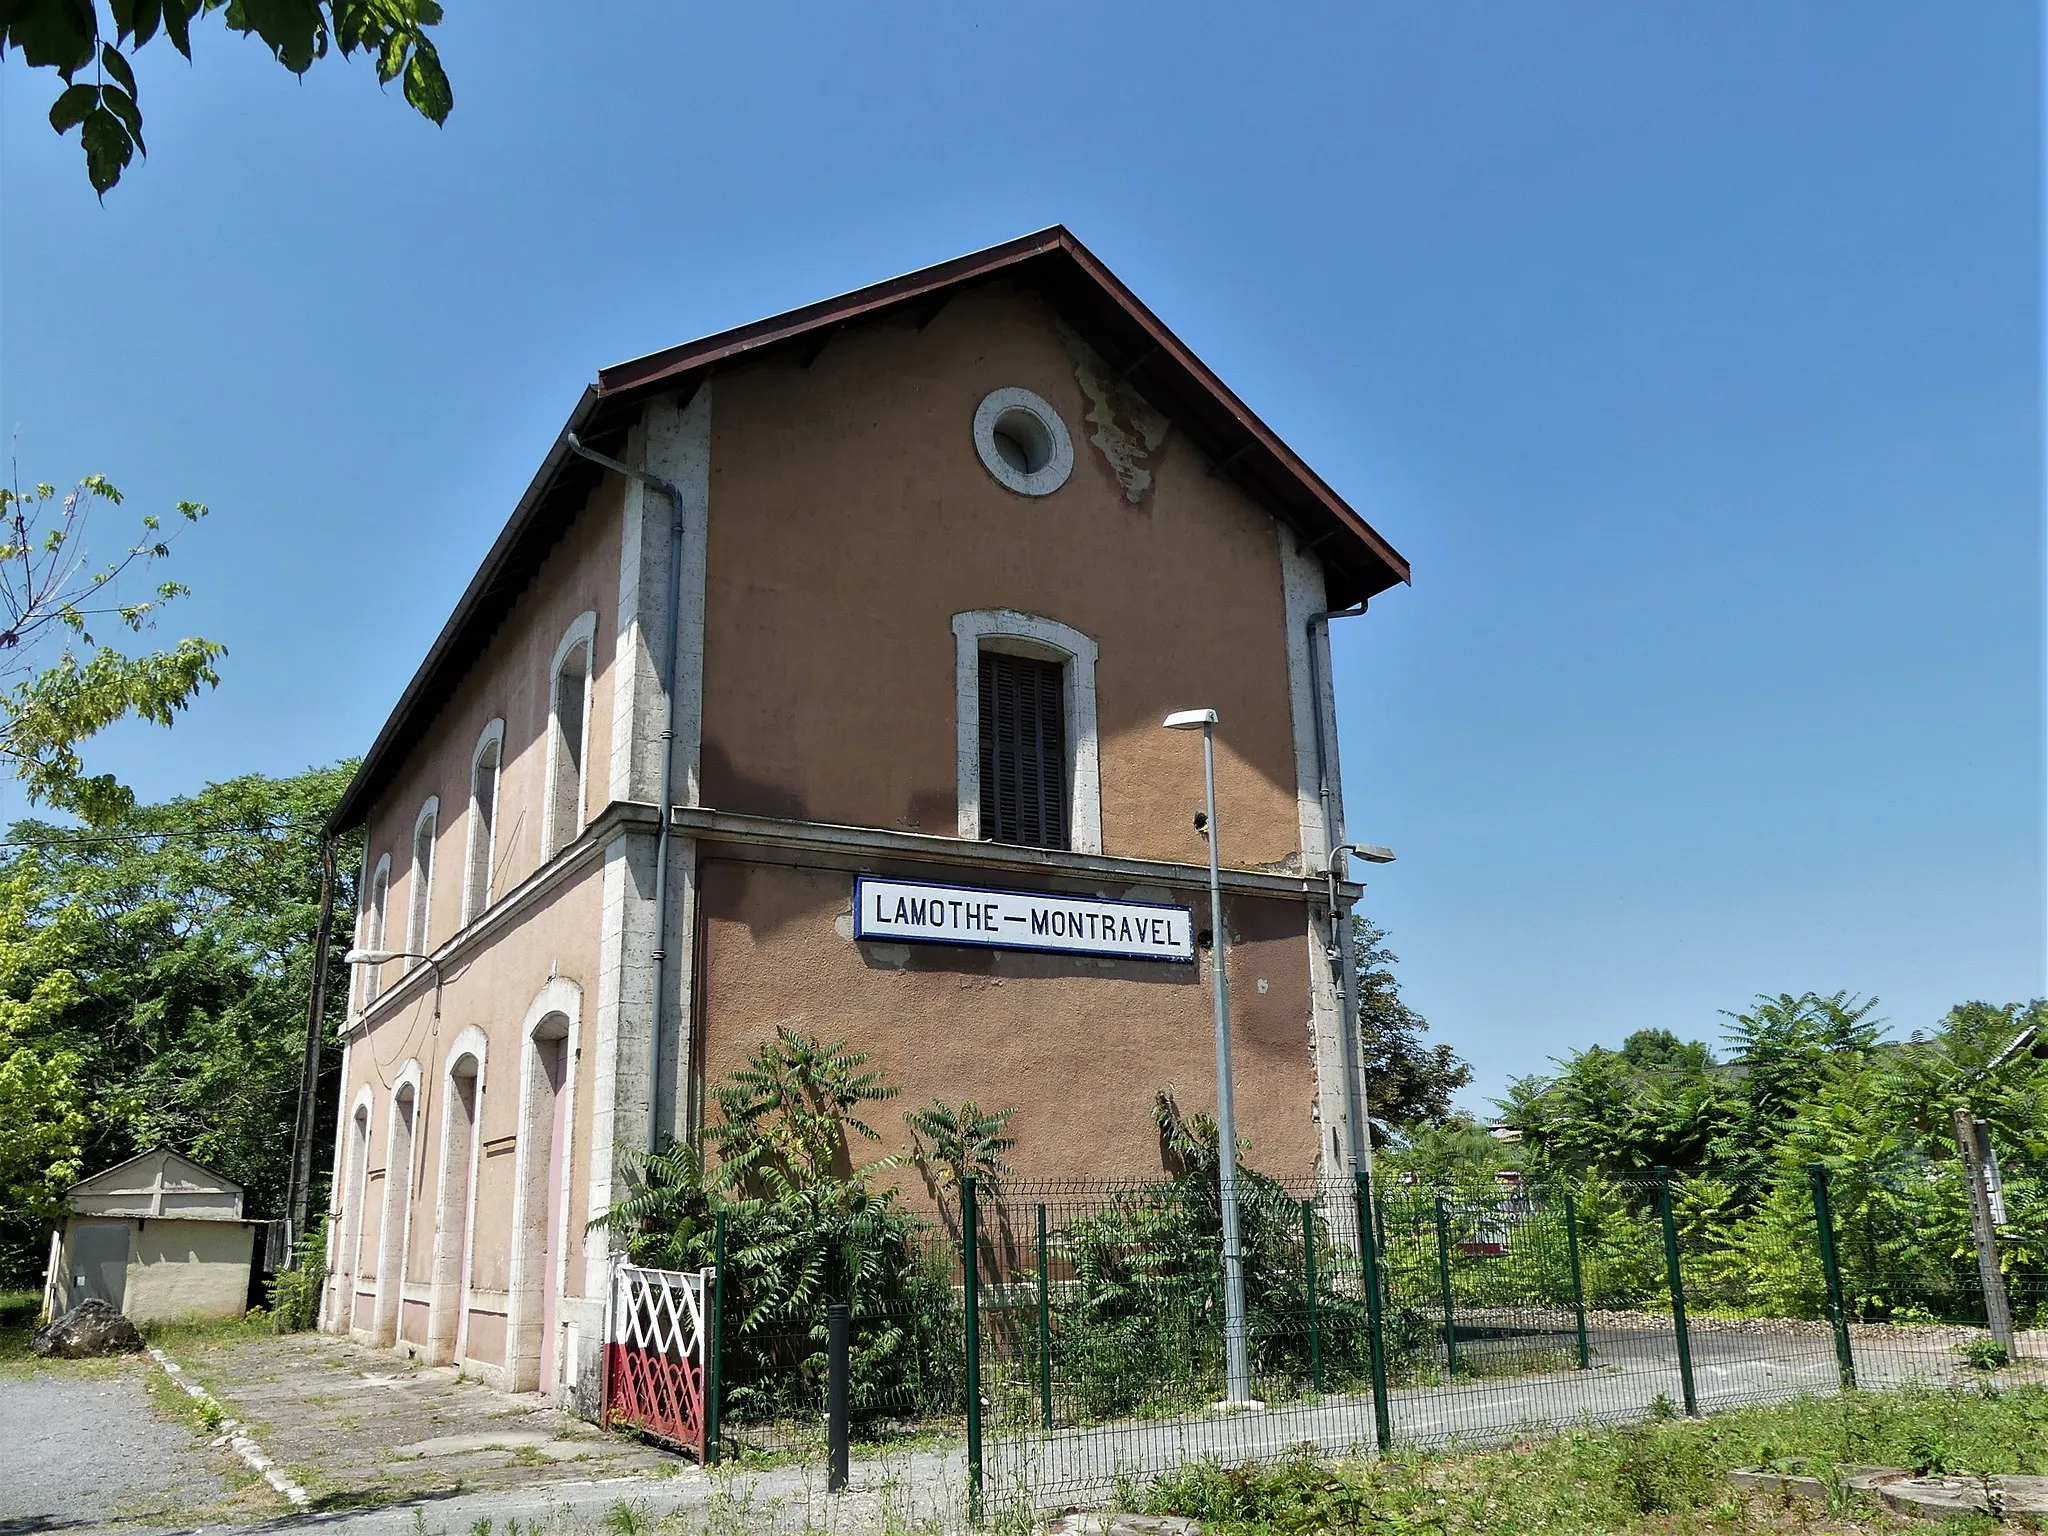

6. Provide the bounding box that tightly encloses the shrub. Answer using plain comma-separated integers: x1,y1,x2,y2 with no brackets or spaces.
266,1218,327,1333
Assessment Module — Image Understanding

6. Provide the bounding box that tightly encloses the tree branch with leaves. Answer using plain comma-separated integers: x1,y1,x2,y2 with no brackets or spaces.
4,1,452,194
0,474,223,823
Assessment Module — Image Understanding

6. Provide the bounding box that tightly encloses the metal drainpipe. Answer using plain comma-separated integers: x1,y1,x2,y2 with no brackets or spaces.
1305,603,1371,1180
566,431,687,1154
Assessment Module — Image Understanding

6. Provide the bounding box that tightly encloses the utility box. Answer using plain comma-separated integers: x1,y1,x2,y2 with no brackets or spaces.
41,1149,262,1323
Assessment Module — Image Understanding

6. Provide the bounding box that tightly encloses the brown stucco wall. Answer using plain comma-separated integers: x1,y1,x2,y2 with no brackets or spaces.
335,853,606,1356
353,474,624,994
695,857,1321,1183
699,282,1306,870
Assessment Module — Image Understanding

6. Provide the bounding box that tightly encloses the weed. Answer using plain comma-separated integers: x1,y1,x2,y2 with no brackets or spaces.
603,1503,651,1536
1139,1385,2048,1536
1608,1424,1715,1513
1956,1337,2010,1371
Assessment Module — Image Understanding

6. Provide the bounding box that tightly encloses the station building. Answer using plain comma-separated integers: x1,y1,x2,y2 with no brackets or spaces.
318,228,1409,1406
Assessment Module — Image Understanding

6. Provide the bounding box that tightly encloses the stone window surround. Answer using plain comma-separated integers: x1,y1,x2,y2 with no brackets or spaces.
359,853,392,1010
463,720,506,925
972,386,1075,498
542,611,599,861
951,608,1101,855
405,796,440,968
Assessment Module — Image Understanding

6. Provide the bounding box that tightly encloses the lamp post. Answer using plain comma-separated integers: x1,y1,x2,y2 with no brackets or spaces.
1163,707,1254,1407
343,948,446,1020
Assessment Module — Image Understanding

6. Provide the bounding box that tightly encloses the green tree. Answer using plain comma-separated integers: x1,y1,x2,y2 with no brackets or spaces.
1499,1037,1741,1178
0,765,356,1283
3,1,451,193
0,476,222,823
1352,915,1470,1133
1722,990,1884,1143
0,865,95,1274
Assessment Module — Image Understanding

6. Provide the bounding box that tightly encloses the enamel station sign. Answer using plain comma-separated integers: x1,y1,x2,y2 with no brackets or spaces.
852,875,1195,963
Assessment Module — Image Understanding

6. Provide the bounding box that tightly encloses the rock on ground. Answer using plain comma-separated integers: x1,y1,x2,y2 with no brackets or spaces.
31,1297,145,1358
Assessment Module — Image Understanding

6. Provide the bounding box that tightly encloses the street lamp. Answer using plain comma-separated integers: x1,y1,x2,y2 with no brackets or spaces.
1325,842,1395,1183
1162,707,1254,1407
343,948,445,1019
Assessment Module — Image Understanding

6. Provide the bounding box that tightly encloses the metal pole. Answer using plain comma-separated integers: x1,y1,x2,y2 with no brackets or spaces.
1199,722,1254,1405
1655,1167,1698,1417
705,1210,725,1465
1807,1165,1856,1390
1301,1200,1322,1393
1354,1171,1393,1452
1952,1107,2016,1355
1036,1203,1053,1432
827,1302,850,1493
1327,869,1375,1184
286,835,339,1248
1562,1187,1591,1371
962,1176,983,1521
1433,1195,1459,1378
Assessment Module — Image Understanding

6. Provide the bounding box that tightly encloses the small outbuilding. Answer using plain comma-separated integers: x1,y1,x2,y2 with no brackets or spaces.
41,1149,263,1323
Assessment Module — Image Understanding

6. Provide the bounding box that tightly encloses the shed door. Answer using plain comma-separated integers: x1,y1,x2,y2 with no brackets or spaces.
71,1221,130,1310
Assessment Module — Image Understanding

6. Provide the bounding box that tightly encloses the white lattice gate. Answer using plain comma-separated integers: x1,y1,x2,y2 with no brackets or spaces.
604,1262,713,1458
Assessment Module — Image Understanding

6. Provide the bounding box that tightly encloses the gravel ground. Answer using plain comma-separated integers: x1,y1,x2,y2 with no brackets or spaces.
0,1360,231,1532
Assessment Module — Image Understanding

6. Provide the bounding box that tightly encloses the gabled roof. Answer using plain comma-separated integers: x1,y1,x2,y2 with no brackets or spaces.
329,227,1409,834
66,1148,247,1219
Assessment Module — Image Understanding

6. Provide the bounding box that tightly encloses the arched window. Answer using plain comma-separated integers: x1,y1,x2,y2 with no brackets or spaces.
361,855,392,1006
464,721,505,923
406,797,439,965
951,609,1102,853
543,612,597,860
336,1092,373,1332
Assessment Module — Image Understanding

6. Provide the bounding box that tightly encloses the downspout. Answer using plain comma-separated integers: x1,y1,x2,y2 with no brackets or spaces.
1306,603,1373,1180
566,431,688,1154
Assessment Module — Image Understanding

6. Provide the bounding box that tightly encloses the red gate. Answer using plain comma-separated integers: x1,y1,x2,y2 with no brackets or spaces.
603,1262,712,1458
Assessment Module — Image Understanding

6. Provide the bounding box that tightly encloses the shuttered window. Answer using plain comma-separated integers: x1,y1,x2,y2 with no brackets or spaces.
978,650,1068,849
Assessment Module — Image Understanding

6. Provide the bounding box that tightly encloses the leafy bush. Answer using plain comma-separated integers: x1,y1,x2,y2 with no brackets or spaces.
265,1218,328,1333
595,1028,985,1428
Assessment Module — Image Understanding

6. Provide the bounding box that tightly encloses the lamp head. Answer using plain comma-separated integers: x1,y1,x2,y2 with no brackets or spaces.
344,948,398,966
1162,708,1217,731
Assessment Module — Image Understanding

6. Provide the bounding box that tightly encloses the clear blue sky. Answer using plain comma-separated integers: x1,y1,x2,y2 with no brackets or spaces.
3,3,2040,1108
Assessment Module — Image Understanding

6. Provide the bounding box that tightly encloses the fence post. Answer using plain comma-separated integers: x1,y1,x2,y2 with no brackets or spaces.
1300,1199,1323,1393
1036,1202,1053,1432
1807,1164,1856,1390
827,1301,850,1492
1433,1195,1459,1378
962,1176,983,1521
1654,1166,1698,1417
1354,1171,1394,1453
705,1211,726,1465
1561,1186,1591,1371
1953,1107,2018,1356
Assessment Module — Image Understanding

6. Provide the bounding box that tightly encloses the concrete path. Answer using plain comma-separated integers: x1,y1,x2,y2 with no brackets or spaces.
174,1333,683,1514
986,1320,2048,1504
17,1321,2038,1533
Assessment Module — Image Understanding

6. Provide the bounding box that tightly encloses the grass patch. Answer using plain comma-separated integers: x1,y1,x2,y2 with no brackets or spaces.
0,1289,41,1363
139,1309,280,1357
1141,1385,2048,1535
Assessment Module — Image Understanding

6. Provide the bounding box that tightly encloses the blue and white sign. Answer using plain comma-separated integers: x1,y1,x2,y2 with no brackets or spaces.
853,875,1194,963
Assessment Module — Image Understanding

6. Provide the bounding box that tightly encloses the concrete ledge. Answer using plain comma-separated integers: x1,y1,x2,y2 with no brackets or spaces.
672,805,1362,903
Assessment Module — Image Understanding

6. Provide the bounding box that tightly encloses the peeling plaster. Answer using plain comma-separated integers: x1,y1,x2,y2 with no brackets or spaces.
1057,319,1171,504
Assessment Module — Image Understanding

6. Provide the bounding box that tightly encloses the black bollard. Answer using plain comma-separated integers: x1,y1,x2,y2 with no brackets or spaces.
827,1301,850,1493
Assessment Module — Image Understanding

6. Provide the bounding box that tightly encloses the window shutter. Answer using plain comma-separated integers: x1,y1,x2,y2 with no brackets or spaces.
978,651,1068,849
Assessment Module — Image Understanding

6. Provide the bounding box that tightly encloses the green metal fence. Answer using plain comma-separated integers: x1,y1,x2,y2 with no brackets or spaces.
684,1159,2044,1508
